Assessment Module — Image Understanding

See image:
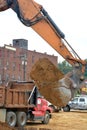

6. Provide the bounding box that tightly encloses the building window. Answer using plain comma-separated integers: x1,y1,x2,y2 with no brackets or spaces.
7,50,9,57
19,64,21,71
0,50,2,57
5,74,9,82
0,75,2,84
13,62,16,71
12,75,15,80
32,55,34,63
6,61,9,65
18,75,21,80
13,51,16,58
6,61,9,70
0,60,2,67
0,75,1,80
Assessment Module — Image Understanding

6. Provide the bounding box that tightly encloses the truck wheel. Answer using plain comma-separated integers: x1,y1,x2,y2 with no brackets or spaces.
42,111,50,124
17,112,27,127
63,105,70,112
6,111,16,127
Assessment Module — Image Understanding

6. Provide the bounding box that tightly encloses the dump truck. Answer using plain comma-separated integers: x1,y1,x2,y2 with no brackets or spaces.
0,81,52,127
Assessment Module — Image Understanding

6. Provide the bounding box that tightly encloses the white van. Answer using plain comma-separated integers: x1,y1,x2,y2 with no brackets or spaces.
63,95,87,112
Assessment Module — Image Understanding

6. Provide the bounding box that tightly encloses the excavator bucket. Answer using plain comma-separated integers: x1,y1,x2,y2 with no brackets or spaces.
30,58,73,107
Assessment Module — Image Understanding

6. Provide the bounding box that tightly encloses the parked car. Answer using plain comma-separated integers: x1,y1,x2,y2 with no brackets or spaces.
63,95,87,112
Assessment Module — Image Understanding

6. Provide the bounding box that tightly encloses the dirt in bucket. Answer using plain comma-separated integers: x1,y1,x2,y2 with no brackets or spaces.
30,58,72,107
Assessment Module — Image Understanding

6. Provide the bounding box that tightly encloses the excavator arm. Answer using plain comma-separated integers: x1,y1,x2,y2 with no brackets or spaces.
12,0,85,65
0,0,85,67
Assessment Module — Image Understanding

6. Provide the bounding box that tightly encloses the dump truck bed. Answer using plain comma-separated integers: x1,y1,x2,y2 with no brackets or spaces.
0,81,35,108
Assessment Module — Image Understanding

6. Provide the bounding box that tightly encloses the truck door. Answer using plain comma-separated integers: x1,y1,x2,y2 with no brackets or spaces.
70,98,78,109
29,86,38,105
36,98,42,111
78,97,86,109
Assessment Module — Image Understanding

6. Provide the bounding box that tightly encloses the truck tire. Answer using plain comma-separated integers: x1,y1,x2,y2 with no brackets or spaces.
42,111,50,124
16,112,27,127
63,105,70,112
6,111,16,127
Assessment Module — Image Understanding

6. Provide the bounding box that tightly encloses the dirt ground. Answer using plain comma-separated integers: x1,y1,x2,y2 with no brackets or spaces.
25,110,87,130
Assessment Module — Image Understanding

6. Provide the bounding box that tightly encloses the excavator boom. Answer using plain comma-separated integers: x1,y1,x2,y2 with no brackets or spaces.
0,0,85,66
12,0,84,65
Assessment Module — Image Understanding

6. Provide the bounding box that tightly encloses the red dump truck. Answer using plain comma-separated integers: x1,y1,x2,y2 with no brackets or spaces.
0,81,52,127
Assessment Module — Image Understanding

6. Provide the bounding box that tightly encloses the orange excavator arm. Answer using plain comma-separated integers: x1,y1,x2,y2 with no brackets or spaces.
0,0,86,68
12,0,79,64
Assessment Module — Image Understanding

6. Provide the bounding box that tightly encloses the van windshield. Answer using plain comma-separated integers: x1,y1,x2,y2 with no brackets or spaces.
72,98,78,103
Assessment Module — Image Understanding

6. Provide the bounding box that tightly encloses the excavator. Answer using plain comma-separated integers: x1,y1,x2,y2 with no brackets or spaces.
0,0,86,110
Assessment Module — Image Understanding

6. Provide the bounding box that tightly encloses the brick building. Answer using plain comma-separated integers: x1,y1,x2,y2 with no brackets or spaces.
0,39,58,84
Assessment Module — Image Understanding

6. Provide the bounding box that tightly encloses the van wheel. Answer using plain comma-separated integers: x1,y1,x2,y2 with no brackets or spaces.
63,105,70,112
42,111,50,124
16,112,27,127
6,111,16,127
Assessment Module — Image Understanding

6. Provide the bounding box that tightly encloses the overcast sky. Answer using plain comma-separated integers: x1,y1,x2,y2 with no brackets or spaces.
0,0,87,62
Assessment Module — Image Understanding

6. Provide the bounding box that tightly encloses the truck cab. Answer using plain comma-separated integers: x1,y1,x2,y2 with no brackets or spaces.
28,97,52,124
